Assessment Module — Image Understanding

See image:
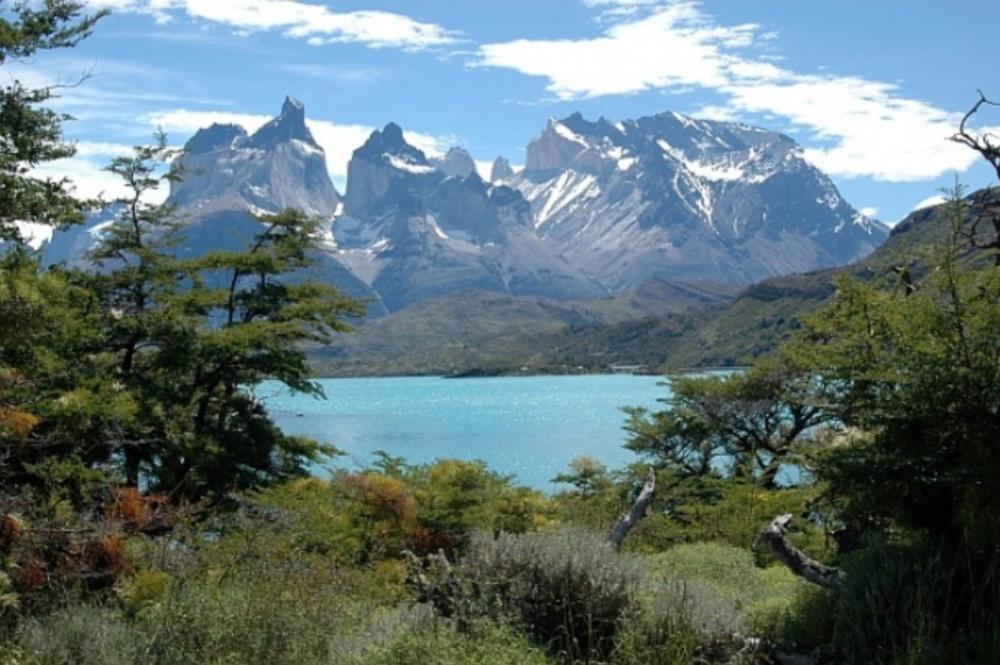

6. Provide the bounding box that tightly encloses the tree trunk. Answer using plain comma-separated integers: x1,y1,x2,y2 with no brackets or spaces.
609,467,655,548
757,514,844,589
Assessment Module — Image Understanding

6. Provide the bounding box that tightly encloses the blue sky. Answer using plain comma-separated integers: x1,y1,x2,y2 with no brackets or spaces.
9,0,1000,223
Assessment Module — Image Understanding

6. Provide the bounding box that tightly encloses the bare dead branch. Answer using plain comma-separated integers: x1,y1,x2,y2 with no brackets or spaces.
953,91,1000,182
609,466,655,547
757,513,844,590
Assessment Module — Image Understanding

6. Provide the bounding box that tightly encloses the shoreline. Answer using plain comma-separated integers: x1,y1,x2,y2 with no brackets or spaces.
309,365,746,380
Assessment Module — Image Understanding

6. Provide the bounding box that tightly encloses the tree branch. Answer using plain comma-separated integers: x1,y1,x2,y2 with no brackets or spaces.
757,513,844,589
609,466,655,547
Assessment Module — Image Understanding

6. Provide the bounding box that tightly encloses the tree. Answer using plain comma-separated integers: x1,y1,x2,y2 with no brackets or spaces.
951,92,1000,266
1,1,108,503
82,138,365,497
624,357,829,489
788,189,1000,549
0,1,106,240
84,136,189,488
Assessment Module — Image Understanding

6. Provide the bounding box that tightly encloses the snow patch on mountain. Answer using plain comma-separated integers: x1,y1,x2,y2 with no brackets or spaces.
387,154,436,174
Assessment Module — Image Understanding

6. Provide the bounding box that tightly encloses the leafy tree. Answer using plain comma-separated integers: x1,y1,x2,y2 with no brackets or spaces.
0,1,106,240
625,358,829,489
0,0,108,502
789,189,1000,548
78,137,365,497
83,136,190,487
163,207,363,496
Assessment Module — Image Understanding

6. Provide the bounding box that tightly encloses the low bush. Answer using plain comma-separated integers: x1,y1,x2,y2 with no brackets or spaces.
832,542,1000,665
7,596,552,665
341,617,556,665
455,527,642,662
644,542,812,641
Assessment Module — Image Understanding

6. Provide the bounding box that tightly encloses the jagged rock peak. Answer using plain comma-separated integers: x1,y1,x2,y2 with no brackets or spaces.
381,121,406,145
183,123,247,154
282,95,305,116
431,146,477,178
356,122,421,158
166,96,340,219
491,156,514,182
246,96,317,148
525,116,591,173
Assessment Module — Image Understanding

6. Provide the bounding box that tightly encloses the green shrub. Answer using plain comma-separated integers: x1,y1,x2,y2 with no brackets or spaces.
15,605,136,665
342,617,556,665
115,570,171,616
610,588,702,665
131,561,354,665
832,543,1000,665
456,527,641,662
645,542,811,641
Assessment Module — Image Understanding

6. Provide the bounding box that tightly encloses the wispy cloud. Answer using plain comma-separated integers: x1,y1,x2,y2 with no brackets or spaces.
265,63,385,83
477,0,998,182
87,0,459,51
478,2,748,99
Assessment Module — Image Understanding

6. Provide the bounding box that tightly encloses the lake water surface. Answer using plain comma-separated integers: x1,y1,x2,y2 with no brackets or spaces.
260,374,669,490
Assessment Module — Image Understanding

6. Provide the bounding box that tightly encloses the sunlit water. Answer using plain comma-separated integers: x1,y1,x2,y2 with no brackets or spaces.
259,374,669,491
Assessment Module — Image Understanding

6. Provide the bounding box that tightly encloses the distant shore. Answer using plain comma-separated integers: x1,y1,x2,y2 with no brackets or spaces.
310,365,745,380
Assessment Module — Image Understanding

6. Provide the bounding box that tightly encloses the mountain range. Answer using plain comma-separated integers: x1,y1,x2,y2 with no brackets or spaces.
42,97,887,313
35,96,904,374
312,191,983,376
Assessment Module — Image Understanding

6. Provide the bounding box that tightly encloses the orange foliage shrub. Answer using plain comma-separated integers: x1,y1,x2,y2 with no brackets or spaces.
0,513,23,551
0,407,40,439
14,555,47,594
84,534,132,579
340,473,420,558
106,487,171,533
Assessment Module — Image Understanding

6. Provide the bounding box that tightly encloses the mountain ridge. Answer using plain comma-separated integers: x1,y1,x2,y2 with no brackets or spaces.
38,97,892,326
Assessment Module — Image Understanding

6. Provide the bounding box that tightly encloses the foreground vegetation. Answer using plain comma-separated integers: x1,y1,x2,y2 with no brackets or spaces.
3,3,1000,664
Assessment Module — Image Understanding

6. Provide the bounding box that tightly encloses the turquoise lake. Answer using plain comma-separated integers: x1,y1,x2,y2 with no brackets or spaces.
259,374,669,490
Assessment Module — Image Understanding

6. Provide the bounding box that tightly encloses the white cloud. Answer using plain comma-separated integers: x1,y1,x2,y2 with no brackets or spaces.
477,0,998,183
25,140,173,205
13,223,55,250
33,155,166,203
693,104,740,122
265,63,383,83
859,206,879,218
912,194,948,211
478,2,751,99
87,0,458,51
723,76,987,181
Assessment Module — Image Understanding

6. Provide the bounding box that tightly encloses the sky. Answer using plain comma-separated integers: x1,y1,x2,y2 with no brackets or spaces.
7,0,1000,224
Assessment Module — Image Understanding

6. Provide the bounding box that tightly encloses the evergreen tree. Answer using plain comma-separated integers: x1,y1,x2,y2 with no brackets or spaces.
0,1,106,240
1,1,107,503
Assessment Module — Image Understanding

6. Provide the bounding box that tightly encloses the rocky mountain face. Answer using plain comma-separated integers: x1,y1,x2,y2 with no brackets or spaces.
490,156,514,182
169,97,341,219
501,111,888,288
38,99,890,320
430,147,477,179
334,124,605,311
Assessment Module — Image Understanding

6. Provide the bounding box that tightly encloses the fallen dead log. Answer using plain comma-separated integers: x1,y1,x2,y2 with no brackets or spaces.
757,513,844,589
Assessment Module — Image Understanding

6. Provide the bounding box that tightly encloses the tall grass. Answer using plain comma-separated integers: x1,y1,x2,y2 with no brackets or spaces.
832,542,1000,665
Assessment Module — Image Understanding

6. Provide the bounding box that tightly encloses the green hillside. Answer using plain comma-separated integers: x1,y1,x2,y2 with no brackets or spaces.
311,280,738,376
314,191,996,377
